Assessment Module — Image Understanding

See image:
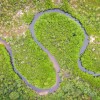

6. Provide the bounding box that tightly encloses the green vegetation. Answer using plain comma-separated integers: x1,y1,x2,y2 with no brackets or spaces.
34,12,100,87
0,45,36,100
11,31,56,89
0,0,100,99
81,44,100,73
68,0,100,74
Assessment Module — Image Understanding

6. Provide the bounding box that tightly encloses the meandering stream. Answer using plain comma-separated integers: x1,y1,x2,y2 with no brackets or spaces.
0,9,100,95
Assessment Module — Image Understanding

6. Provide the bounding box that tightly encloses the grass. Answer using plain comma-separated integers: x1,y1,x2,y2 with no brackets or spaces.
10,31,56,89
68,0,100,77
81,44,100,73
34,12,100,87
0,0,100,99
0,44,100,100
0,45,36,100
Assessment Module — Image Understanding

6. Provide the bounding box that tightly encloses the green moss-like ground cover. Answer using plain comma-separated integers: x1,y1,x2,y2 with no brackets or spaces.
68,0,100,74
10,31,56,89
0,45,100,100
34,12,100,87
81,44,100,73
0,45,37,100
0,0,100,99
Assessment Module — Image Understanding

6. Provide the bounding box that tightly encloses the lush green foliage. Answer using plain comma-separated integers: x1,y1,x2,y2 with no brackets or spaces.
34,12,100,87
81,44,100,73
0,0,100,99
67,0,100,74
0,45,100,99
10,31,56,89
0,45,37,100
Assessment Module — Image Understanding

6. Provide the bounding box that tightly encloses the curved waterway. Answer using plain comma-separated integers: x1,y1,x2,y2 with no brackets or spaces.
0,9,100,95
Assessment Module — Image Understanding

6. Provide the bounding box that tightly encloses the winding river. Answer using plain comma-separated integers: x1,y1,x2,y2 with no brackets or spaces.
0,9,100,95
